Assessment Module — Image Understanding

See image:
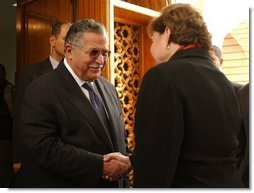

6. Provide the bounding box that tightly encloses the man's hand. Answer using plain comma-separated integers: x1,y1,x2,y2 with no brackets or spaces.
102,152,132,181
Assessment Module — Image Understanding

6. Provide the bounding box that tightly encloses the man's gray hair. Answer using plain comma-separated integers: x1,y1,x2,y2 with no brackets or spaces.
65,19,107,48
211,45,222,60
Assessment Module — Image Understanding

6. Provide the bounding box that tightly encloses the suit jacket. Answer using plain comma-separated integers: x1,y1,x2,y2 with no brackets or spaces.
238,83,249,187
12,61,128,188
0,79,14,140
231,81,243,94
132,48,243,188
13,58,53,163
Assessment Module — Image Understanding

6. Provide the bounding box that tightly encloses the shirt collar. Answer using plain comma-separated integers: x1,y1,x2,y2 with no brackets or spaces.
49,55,60,69
63,58,94,87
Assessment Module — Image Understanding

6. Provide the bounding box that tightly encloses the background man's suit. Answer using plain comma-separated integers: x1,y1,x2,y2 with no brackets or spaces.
13,58,53,164
12,61,128,187
238,83,249,187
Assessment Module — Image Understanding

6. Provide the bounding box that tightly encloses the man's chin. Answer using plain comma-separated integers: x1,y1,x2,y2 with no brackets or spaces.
89,69,102,78
89,67,102,74
86,73,101,82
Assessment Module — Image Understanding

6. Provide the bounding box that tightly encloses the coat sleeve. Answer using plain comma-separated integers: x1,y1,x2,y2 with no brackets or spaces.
133,67,184,187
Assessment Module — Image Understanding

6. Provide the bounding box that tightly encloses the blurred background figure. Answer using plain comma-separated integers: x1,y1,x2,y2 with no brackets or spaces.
209,45,249,187
238,83,249,187
208,45,249,187
209,45,242,92
0,63,15,187
208,45,223,69
12,21,72,174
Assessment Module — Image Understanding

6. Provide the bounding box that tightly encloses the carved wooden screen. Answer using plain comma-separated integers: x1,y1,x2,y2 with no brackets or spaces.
114,22,141,153
114,21,141,185
112,2,158,186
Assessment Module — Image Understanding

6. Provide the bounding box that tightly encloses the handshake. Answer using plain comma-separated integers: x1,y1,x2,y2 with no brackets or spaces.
102,152,132,181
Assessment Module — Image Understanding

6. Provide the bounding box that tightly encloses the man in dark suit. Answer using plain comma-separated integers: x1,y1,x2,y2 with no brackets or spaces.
0,64,15,187
132,4,243,187
238,83,249,187
12,19,130,187
12,21,71,174
209,45,248,187
208,45,243,92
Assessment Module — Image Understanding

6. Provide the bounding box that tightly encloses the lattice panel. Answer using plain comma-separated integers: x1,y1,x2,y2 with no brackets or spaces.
114,22,141,186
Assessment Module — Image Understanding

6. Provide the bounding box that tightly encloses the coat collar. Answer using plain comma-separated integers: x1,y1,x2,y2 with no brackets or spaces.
170,47,211,62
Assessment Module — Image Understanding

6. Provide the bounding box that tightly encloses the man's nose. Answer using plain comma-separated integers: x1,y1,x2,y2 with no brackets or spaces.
95,53,104,63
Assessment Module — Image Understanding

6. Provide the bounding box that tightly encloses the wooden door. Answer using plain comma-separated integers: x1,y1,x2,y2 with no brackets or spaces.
16,0,74,78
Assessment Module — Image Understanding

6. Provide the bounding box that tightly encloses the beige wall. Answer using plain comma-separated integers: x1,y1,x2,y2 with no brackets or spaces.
222,19,249,85
173,0,249,85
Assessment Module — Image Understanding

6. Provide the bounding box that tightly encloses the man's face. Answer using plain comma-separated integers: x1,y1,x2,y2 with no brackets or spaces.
65,32,109,82
209,49,221,68
53,24,71,58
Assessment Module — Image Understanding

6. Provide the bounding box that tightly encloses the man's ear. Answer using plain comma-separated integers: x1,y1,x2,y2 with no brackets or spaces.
49,35,56,47
164,27,171,46
65,44,73,59
220,58,224,66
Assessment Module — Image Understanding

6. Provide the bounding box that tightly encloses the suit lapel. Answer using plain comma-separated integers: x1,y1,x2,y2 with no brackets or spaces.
56,62,114,151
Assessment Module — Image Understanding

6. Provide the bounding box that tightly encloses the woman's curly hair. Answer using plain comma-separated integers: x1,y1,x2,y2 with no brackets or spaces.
148,3,212,50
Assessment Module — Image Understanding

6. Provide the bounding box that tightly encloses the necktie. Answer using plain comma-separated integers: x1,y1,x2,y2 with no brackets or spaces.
82,82,112,137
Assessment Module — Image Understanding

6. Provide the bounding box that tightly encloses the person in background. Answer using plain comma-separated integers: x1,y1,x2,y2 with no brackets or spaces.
132,3,243,187
208,45,223,70
208,45,242,92
208,45,248,186
11,19,130,188
238,83,249,187
0,63,15,187
12,21,72,174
